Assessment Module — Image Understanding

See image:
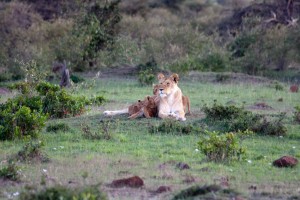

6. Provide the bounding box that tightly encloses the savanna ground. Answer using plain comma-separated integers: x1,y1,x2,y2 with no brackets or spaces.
0,71,300,200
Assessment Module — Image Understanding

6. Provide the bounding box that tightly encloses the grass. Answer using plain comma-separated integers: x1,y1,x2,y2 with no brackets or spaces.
0,73,300,199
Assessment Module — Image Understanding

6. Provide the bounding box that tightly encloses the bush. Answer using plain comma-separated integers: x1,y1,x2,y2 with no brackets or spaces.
138,69,155,86
0,104,47,140
197,130,252,162
81,120,116,140
42,90,86,118
202,101,247,121
46,122,71,133
36,81,60,96
88,95,107,106
16,140,49,163
202,101,287,136
149,119,197,135
0,161,21,181
294,106,300,123
19,185,107,200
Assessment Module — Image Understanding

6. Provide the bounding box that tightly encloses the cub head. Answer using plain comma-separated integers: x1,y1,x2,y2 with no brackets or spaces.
156,73,179,97
143,95,156,108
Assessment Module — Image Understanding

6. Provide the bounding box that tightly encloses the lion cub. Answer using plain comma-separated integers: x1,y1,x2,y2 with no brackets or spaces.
128,95,158,119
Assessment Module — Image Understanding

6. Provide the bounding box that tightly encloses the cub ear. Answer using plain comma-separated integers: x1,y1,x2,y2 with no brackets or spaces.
171,73,179,83
138,100,141,102
157,73,165,83
146,95,151,100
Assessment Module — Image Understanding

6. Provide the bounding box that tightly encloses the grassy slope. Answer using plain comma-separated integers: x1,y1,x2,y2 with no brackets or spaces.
0,74,300,199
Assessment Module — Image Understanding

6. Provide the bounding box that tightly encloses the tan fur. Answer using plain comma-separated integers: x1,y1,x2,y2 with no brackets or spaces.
128,95,158,119
153,83,190,115
155,73,186,121
104,96,159,119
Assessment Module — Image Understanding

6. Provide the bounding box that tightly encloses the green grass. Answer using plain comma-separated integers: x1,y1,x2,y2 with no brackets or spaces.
0,74,300,199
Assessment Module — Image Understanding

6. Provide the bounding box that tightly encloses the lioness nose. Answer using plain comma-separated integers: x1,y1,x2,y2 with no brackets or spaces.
159,89,163,91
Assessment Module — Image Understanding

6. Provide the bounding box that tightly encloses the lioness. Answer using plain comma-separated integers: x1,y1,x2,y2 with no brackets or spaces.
156,73,186,121
153,84,190,115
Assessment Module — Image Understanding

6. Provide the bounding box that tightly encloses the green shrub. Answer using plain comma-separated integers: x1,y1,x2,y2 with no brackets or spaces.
0,161,21,181
197,130,252,162
202,101,287,136
149,119,197,135
0,104,47,140
16,140,49,163
81,120,115,140
294,106,300,123
15,140,49,162
138,69,155,86
172,184,239,200
36,81,60,96
46,122,71,133
202,101,247,121
252,115,287,136
9,82,32,95
42,90,86,118
199,53,228,72
70,74,85,83
88,95,107,106
19,185,107,200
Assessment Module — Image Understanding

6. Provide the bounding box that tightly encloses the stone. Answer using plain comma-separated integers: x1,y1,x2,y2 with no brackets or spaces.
110,176,144,188
273,156,298,168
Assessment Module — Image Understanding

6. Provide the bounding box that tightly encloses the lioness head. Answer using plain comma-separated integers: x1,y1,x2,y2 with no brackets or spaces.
156,73,179,97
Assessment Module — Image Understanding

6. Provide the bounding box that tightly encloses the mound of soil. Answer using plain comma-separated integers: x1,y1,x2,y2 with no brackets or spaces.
273,156,298,168
109,176,144,188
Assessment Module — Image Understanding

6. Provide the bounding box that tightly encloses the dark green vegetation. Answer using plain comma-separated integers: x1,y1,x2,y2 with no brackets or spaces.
0,0,300,81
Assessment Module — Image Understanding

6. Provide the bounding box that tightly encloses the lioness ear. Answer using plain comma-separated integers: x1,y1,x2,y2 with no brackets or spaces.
157,73,165,83
171,73,179,83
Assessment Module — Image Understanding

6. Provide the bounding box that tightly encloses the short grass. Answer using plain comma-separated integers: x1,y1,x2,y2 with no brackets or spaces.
0,73,300,200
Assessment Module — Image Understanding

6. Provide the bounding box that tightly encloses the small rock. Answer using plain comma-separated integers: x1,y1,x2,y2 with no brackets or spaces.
155,186,171,193
176,162,190,170
273,156,298,168
290,85,298,93
110,176,144,188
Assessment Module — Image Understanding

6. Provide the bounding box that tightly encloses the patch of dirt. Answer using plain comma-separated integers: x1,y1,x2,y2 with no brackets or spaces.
0,87,11,95
248,102,274,110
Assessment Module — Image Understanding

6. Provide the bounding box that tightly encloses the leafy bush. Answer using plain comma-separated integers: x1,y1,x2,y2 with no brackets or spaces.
202,101,287,136
16,140,49,163
88,95,107,106
252,115,287,136
294,106,300,123
149,119,197,135
9,82,32,95
36,81,60,96
138,69,155,86
0,104,47,140
202,101,247,121
42,90,86,118
19,185,107,200
70,74,85,83
46,122,71,133
197,130,252,162
81,120,115,140
0,161,21,181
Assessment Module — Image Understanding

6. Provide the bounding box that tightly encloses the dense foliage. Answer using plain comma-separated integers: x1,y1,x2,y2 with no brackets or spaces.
0,0,299,79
